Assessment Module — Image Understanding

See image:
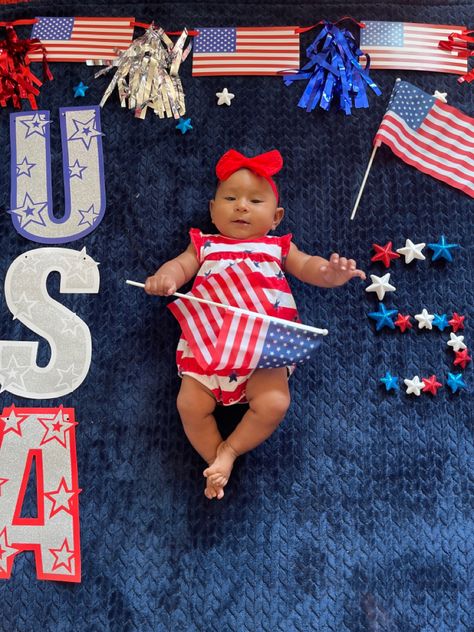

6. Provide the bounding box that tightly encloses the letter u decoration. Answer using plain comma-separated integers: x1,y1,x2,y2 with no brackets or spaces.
9,107,106,244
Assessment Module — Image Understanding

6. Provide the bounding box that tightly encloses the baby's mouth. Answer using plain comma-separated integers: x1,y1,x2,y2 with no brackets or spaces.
232,219,250,224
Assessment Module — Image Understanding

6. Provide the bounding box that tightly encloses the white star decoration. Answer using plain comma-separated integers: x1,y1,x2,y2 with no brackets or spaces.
365,273,396,301
404,376,424,396
447,333,466,352
433,90,448,103
396,239,426,263
216,88,235,106
414,309,434,330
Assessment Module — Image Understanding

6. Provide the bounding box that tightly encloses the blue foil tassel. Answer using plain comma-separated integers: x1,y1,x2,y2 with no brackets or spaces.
285,21,381,115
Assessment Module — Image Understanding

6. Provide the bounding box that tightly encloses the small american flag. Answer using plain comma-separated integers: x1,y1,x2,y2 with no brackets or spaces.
360,21,468,75
168,261,322,372
374,80,474,198
192,26,300,76
29,16,135,63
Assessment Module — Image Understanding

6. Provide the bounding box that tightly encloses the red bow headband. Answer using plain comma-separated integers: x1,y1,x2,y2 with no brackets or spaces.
215,149,283,202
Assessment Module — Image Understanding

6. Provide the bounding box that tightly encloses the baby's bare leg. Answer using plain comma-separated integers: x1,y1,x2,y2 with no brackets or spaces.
176,376,224,499
203,367,290,489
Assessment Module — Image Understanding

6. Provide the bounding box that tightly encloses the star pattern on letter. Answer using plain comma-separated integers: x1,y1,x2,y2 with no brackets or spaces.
0,356,30,393
16,156,36,177
44,477,82,518
68,159,87,179
63,247,100,284
447,333,466,352
68,115,103,149
49,538,75,573
55,365,81,390
365,273,396,301
0,478,9,497
0,405,30,437
404,375,424,396
21,112,50,138
8,193,48,229
396,239,426,263
77,205,100,227
11,292,38,321
414,308,434,330
39,407,77,448
0,528,19,573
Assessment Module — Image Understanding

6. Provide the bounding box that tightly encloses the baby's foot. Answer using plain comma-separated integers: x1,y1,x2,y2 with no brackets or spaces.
204,477,224,500
203,441,239,491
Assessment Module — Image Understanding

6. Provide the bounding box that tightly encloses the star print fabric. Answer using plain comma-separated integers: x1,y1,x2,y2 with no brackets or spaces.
172,229,299,405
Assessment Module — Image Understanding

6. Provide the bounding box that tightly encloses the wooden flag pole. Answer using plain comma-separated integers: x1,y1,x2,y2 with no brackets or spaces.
350,144,378,221
125,280,329,336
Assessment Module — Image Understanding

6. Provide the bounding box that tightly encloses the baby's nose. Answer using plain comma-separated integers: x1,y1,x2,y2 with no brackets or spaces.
235,200,249,211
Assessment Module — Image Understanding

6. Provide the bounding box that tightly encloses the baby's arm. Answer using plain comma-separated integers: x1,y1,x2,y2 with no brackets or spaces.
144,243,200,296
285,242,366,288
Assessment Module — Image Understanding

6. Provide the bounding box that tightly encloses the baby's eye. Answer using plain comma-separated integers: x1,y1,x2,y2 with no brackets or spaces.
224,196,236,201
251,199,263,204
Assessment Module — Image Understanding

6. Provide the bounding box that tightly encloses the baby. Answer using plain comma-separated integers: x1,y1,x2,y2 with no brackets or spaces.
145,149,366,500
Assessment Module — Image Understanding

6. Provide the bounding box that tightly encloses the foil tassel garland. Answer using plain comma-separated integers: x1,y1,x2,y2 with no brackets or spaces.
0,24,52,110
284,20,381,115
95,25,191,119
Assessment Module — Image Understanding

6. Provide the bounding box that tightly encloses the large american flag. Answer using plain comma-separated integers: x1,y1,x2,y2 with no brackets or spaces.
374,80,474,198
29,17,135,63
192,26,300,76
168,261,322,372
360,21,468,75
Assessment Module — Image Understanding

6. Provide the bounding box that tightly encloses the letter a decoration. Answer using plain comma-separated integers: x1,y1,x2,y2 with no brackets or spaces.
9,106,106,244
0,406,81,582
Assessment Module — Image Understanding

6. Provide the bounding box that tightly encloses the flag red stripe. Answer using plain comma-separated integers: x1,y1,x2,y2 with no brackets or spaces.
418,127,473,163
434,102,474,131
423,114,474,151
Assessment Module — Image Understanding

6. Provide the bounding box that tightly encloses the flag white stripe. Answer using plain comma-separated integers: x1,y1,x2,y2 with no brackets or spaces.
173,302,214,365
194,52,300,58
224,267,267,313
432,103,474,136
362,46,460,55
233,317,259,367
361,60,466,72
381,117,474,176
194,60,298,66
378,113,474,191
215,313,242,369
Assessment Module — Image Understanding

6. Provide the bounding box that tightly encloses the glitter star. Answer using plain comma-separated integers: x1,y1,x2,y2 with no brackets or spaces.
454,349,471,369
404,375,424,396
368,303,398,331
365,273,396,301
49,539,75,573
68,159,87,179
73,81,89,97
176,117,193,134
371,241,400,268
44,477,81,518
0,528,19,573
446,372,466,393
216,88,235,106
68,115,103,149
422,375,442,395
0,405,30,437
414,308,434,330
396,239,426,263
394,313,413,332
380,371,399,391
449,312,465,332
427,235,460,262
8,192,48,228
38,407,77,448
16,156,36,177
21,112,50,138
77,205,100,227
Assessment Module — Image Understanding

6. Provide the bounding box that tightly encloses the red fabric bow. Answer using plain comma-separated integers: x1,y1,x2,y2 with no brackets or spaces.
215,149,283,201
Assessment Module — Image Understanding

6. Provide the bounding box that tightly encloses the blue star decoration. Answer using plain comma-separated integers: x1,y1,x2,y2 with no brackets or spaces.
176,117,193,134
73,81,89,98
368,303,398,331
433,313,449,331
446,372,466,393
228,372,238,382
380,371,399,391
427,235,460,262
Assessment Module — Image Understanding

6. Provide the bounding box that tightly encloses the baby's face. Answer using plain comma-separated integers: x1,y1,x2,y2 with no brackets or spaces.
210,169,284,240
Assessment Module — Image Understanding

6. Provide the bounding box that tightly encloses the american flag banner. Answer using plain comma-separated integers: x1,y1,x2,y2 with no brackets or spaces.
192,26,300,76
374,80,474,198
28,16,135,63
168,261,324,372
360,21,468,75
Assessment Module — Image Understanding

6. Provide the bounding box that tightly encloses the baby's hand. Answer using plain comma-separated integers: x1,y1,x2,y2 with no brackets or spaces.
320,253,366,287
144,273,177,296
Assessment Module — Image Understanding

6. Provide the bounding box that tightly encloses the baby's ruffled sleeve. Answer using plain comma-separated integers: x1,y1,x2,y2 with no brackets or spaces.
189,228,204,265
279,233,293,266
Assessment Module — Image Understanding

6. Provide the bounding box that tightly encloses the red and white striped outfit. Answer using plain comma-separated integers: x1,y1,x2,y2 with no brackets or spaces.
176,228,300,405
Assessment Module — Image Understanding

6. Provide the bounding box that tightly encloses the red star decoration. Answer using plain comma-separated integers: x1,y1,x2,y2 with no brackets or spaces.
449,312,465,332
454,349,471,369
395,313,413,332
371,241,400,268
422,375,443,395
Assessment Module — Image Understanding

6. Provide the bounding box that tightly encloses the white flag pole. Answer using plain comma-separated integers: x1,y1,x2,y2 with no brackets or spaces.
350,144,378,221
125,280,329,336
